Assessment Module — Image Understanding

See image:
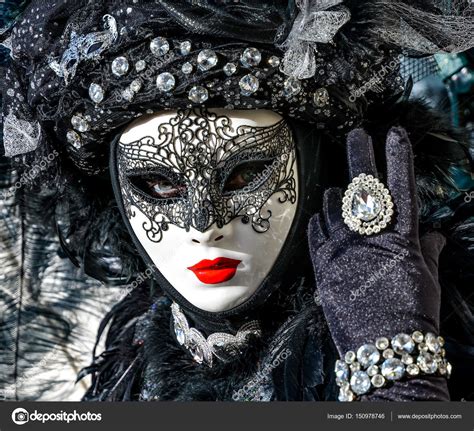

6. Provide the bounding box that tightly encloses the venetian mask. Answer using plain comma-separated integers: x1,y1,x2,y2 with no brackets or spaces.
113,108,299,312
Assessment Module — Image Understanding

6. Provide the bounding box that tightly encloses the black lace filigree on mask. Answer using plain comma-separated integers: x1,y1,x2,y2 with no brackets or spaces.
116,109,297,243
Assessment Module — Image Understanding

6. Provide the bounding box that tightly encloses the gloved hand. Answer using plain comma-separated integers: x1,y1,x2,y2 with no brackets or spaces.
308,127,449,400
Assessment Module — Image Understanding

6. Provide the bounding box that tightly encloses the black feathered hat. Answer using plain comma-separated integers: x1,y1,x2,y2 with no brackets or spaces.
2,0,473,174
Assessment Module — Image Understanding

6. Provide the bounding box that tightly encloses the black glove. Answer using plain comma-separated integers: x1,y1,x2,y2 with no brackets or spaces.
308,127,449,400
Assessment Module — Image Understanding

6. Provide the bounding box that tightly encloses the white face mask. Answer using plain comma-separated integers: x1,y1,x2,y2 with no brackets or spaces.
115,108,298,312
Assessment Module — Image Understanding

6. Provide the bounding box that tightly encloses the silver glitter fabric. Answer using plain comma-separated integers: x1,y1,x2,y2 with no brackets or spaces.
3,112,42,157
48,14,118,85
280,0,351,79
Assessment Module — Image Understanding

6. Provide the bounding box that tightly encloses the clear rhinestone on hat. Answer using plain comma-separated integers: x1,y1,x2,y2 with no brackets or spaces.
268,56,280,67
350,371,371,395
150,37,169,56
135,60,146,72
240,47,261,68
335,360,349,385
223,62,237,76
179,40,191,55
122,88,134,102
88,83,104,104
197,49,218,71
356,344,380,368
156,72,175,92
283,77,302,98
188,85,209,103
71,115,89,132
313,88,329,107
417,352,438,374
351,188,382,221
181,62,193,74
239,74,259,96
66,130,81,149
130,79,142,93
381,358,405,380
392,333,415,355
111,56,129,76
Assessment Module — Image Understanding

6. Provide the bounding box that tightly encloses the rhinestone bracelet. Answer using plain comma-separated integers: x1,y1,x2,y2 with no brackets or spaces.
335,331,452,401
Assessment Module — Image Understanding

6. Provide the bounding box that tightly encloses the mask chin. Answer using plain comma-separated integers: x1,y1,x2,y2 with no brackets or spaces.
109,115,323,322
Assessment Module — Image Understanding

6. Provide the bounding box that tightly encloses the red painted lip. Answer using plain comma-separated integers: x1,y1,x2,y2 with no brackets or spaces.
187,257,242,284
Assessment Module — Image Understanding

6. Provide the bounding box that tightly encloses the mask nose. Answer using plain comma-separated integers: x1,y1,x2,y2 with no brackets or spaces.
190,222,233,245
191,230,225,244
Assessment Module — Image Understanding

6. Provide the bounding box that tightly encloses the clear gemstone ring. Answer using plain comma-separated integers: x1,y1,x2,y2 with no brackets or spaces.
342,173,394,235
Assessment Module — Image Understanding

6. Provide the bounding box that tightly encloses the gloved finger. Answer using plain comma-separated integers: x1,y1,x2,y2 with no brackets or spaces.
307,213,328,254
420,231,446,281
347,128,378,180
323,187,345,234
385,127,419,236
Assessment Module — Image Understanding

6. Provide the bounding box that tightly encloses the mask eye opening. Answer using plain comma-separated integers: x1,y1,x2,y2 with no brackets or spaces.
221,157,277,196
126,170,187,201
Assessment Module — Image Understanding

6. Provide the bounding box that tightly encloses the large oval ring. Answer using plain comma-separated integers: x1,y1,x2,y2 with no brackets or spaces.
342,173,394,235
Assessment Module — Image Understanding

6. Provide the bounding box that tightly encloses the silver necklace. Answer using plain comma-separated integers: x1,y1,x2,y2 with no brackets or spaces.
171,302,261,367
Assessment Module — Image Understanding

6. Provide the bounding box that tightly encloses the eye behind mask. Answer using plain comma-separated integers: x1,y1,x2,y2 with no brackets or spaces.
126,157,277,201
